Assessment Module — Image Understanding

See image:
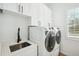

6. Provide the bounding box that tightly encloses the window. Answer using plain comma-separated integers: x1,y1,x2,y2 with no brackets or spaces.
67,8,79,36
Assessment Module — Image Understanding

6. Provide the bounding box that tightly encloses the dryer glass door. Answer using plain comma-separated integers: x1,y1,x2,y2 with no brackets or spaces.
56,31,61,44
45,31,55,52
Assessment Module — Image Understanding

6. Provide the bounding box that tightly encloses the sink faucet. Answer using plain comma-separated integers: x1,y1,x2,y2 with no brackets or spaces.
17,28,21,43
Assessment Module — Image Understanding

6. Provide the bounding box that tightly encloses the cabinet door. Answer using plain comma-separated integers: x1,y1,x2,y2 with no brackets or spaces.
21,3,31,16
39,4,52,28
0,3,3,9
2,3,18,13
30,4,52,27
30,4,41,26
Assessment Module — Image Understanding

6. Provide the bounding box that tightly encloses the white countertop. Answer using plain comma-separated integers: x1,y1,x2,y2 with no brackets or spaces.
0,40,37,56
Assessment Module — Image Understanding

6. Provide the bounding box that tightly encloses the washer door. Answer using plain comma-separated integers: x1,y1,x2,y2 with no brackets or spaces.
56,31,61,44
45,31,55,52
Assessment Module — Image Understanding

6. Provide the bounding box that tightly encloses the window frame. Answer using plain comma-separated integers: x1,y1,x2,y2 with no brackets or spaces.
67,8,79,38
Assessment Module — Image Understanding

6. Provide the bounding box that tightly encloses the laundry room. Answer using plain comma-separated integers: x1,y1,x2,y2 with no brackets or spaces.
0,0,79,57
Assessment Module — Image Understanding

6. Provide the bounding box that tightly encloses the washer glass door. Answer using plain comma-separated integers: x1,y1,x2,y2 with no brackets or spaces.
45,31,55,52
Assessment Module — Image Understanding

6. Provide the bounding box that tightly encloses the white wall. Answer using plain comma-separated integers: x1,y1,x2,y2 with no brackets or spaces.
0,10,31,43
48,3,79,56
62,3,79,56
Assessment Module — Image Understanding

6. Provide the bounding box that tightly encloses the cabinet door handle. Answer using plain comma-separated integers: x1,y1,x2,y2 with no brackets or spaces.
22,6,23,13
18,4,20,12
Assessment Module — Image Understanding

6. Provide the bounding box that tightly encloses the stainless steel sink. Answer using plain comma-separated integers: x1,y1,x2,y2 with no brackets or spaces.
9,42,31,52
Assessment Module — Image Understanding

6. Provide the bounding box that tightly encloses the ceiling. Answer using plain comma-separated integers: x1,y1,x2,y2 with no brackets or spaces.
44,3,53,9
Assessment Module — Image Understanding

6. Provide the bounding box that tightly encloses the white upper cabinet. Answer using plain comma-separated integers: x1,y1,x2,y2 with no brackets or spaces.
0,3,52,27
2,3,18,13
39,4,52,28
2,3,32,16
29,4,52,27
21,3,31,16
0,4,3,9
30,4,41,26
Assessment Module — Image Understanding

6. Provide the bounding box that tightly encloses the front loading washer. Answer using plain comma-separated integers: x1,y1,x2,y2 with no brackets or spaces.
28,26,56,56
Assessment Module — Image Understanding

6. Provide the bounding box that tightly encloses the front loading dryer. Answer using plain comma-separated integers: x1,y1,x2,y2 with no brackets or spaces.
52,27,61,56
56,28,61,45
28,26,56,56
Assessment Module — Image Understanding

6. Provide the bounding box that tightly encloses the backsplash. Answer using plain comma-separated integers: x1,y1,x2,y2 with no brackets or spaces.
0,10,31,43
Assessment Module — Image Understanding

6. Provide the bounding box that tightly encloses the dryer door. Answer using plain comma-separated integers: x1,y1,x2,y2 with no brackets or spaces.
56,31,61,44
45,31,55,52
